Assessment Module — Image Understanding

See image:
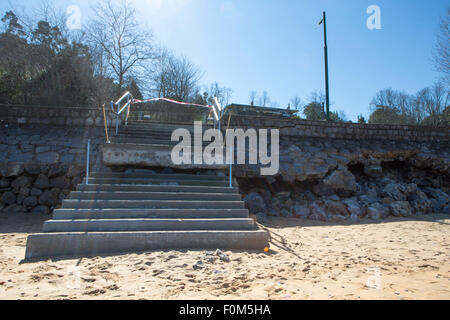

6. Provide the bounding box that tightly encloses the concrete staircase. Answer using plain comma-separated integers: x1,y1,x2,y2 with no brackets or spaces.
102,121,225,169
111,121,211,146
25,169,268,260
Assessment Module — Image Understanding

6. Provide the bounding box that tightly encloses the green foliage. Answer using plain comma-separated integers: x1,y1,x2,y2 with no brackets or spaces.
125,78,143,100
368,86,449,126
303,102,346,122
0,10,118,107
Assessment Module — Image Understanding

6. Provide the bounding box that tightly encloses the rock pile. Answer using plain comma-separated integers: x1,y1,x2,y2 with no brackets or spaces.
242,148,450,222
0,161,85,214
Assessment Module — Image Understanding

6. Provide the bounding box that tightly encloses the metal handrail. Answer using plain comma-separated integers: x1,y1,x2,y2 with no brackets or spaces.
110,91,134,135
108,92,226,137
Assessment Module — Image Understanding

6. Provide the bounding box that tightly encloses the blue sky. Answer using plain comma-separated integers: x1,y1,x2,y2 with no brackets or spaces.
1,0,448,121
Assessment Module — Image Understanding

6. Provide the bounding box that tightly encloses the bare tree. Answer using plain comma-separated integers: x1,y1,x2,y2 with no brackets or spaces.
249,90,257,105
258,90,270,107
290,96,303,111
206,82,233,107
309,90,326,105
433,8,450,81
152,49,202,102
86,0,155,95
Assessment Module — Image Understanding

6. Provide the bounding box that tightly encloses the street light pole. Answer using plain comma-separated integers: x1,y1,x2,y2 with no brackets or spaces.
321,11,330,121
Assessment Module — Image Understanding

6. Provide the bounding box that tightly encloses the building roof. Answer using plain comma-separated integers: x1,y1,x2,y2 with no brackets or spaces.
224,104,297,117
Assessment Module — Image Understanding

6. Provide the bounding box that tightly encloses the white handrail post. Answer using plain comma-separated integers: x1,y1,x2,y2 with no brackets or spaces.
229,145,233,188
115,102,120,135
86,139,90,185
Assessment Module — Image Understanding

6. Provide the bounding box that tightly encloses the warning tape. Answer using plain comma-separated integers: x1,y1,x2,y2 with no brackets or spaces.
131,97,212,109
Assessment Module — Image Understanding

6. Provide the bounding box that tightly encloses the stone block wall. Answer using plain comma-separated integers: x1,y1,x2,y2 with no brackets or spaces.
228,115,450,142
0,162,85,214
0,105,115,214
0,104,119,127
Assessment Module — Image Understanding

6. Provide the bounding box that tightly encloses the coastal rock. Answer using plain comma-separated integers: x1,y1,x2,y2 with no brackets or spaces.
243,192,266,214
309,201,327,221
31,205,50,214
1,191,16,205
5,163,24,177
11,176,33,188
322,167,357,197
293,203,310,218
34,174,49,189
24,161,41,175
366,203,390,220
389,201,413,217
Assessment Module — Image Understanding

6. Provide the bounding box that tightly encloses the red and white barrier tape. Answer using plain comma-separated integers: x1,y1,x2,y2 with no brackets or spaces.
132,97,213,109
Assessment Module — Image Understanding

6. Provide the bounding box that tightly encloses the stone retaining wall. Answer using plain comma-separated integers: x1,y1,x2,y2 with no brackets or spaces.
0,162,85,214
228,115,450,141
0,124,106,167
0,104,119,127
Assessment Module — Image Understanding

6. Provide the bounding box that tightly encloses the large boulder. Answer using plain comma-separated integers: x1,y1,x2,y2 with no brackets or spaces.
343,199,364,217
0,177,10,188
30,187,43,196
5,163,24,177
23,196,38,208
366,203,390,220
1,191,16,205
38,188,60,207
31,205,50,214
270,192,293,217
382,183,418,201
50,176,71,189
409,190,432,214
11,175,33,188
322,167,357,197
24,161,41,175
48,163,68,178
389,201,413,217
363,158,383,178
382,183,407,201
34,174,50,189
293,203,310,218
67,164,85,178
309,201,327,221
325,200,349,216
278,154,338,183
243,192,266,214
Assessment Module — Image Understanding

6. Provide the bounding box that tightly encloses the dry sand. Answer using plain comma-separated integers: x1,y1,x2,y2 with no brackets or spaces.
0,213,449,300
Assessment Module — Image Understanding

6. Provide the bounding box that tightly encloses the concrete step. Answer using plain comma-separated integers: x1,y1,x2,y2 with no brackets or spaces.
126,122,200,128
112,137,217,146
69,191,241,201
119,128,197,136
62,199,245,209
89,172,227,181
43,218,256,232
53,208,249,220
118,130,187,137
118,128,220,137
84,177,233,187
25,230,269,259
76,184,238,194
126,122,212,130
113,134,204,141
